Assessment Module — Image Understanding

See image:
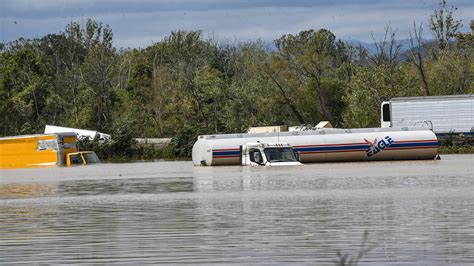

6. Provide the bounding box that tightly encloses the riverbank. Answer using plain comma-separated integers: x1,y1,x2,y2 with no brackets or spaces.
438,135,474,154
439,145,474,154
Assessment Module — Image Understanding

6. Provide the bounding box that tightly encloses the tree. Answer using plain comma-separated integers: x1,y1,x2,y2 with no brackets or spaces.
1,14,472,159
342,65,418,128
79,43,117,131
455,20,474,50
58,21,88,123
369,25,402,68
262,53,306,124
408,23,430,96
193,65,229,132
455,20,474,93
0,46,52,135
429,0,462,50
273,29,349,125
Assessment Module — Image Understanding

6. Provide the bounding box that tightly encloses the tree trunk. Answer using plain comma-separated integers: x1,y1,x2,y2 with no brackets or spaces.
267,73,306,124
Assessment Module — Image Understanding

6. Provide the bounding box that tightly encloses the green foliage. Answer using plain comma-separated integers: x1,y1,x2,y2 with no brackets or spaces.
429,0,463,50
109,119,136,157
78,135,173,162
342,64,418,128
1,4,472,158
273,29,350,125
77,119,166,161
427,49,472,95
438,134,474,154
77,136,109,161
170,124,207,158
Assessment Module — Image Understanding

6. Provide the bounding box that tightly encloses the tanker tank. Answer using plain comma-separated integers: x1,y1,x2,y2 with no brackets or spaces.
192,127,439,166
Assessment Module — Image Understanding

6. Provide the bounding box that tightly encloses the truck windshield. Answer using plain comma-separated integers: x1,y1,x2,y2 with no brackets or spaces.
82,152,100,164
69,154,83,165
264,148,297,163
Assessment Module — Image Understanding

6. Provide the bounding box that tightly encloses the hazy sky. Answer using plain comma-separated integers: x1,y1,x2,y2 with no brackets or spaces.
1,0,473,48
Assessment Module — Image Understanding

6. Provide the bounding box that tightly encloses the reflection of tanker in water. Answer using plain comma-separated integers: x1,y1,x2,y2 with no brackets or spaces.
193,128,439,166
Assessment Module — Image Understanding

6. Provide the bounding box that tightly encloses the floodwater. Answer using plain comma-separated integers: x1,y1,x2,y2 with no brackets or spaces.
1,155,473,264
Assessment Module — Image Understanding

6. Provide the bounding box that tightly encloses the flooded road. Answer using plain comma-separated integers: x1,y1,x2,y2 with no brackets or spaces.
1,154,473,264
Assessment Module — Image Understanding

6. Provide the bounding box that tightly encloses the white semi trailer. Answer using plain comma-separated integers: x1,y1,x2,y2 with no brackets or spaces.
381,94,474,136
192,127,439,166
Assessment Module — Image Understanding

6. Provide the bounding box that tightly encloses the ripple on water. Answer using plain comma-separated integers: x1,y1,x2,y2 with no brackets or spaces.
0,155,473,264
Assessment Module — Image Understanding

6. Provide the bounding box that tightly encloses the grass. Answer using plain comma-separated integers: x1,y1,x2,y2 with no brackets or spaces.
438,145,474,154
437,135,474,154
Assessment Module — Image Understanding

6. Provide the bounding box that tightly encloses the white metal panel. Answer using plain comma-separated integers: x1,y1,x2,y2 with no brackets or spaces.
247,125,288,133
44,125,111,140
390,95,474,133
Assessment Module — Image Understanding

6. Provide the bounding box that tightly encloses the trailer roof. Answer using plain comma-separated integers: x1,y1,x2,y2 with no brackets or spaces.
391,94,473,102
198,127,431,140
44,125,111,140
0,132,77,140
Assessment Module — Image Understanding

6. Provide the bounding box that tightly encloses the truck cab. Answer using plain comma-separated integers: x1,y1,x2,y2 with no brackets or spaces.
240,143,302,166
66,151,101,166
381,101,391,128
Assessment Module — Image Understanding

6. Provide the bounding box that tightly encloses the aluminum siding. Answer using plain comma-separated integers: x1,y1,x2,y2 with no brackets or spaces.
390,97,473,133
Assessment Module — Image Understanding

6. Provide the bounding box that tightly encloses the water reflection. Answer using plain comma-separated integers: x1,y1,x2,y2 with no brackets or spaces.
0,178,194,199
0,183,58,199
56,177,194,197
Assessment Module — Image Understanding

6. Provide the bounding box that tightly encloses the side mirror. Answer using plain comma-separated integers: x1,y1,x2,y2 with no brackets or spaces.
296,151,301,162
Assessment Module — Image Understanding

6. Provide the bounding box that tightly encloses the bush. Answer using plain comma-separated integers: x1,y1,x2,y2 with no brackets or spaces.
109,119,136,158
169,124,202,158
78,121,207,161
437,133,474,154
77,119,138,161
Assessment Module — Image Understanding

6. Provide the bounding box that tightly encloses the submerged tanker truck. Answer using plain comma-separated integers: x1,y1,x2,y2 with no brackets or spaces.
381,94,474,136
192,127,439,166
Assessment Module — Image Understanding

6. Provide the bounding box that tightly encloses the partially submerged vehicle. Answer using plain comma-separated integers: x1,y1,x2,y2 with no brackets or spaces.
192,127,439,166
0,132,100,169
240,142,302,166
66,151,101,166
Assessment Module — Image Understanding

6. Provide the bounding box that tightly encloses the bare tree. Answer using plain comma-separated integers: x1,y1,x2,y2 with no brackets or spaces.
369,25,402,68
408,23,430,96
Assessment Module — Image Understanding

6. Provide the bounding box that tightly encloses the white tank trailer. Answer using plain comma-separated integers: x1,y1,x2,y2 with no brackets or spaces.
192,127,439,166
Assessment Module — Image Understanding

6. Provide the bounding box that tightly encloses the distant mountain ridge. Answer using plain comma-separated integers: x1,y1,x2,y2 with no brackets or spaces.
348,39,440,64
347,39,428,54
263,38,435,55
